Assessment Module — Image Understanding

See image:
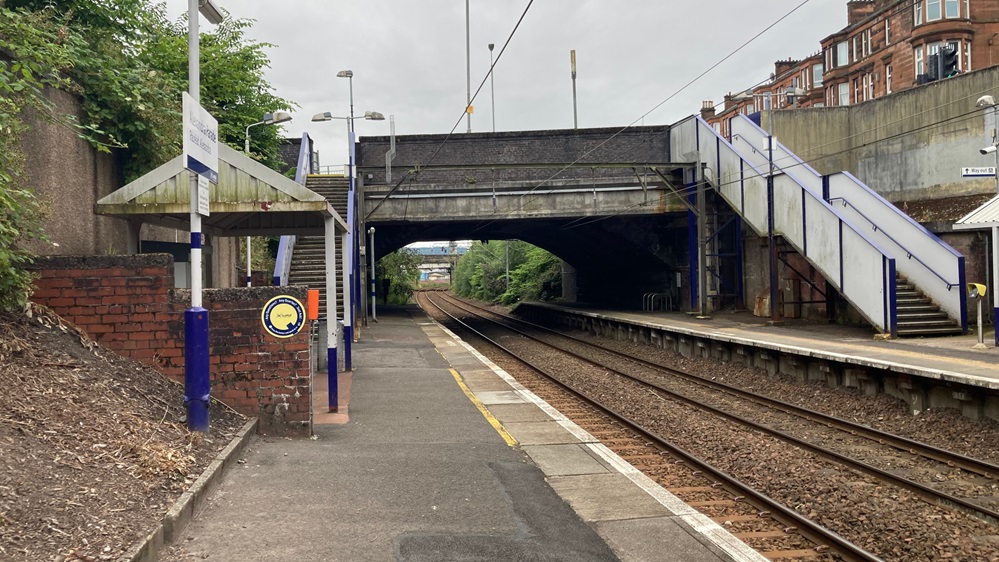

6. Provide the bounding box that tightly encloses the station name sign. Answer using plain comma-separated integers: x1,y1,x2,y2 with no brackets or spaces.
182,92,219,184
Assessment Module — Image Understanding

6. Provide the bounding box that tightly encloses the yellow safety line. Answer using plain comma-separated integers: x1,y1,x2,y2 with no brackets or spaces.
449,368,518,447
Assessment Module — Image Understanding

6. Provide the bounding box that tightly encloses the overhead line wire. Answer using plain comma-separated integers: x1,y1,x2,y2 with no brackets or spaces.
364,0,535,221
466,0,817,235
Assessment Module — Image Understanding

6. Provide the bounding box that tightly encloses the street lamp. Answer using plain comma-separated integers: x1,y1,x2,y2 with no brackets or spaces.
243,111,292,287
311,109,385,372
337,70,354,133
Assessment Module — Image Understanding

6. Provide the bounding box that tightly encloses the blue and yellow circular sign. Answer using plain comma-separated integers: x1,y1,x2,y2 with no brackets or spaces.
262,295,306,338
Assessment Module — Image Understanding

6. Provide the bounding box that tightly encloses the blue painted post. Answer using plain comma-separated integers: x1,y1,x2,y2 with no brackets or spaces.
184,307,210,431
343,129,356,371
326,216,339,412
342,230,352,372
994,227,999,346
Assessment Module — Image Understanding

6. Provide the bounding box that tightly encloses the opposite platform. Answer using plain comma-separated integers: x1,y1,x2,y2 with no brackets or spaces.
521,303,998,389
160,306,762,562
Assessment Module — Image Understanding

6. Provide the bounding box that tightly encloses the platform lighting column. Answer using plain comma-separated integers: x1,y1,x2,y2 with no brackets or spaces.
184,0,223,433
244,112,292,287
336,70,355,370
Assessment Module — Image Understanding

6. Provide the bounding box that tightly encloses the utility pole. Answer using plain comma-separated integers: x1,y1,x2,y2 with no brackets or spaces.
571,50,578,129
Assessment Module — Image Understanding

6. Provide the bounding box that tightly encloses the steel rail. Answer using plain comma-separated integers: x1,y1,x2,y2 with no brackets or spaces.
448,293,999,479
435,292,999,527
419,291,882,562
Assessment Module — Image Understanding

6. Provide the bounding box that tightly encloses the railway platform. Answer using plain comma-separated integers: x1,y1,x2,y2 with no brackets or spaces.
518,302,999,418
161,305,761,562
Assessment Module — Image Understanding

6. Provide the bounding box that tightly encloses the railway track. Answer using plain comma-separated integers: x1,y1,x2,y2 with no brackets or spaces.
416,290,876,562
416,290,999,561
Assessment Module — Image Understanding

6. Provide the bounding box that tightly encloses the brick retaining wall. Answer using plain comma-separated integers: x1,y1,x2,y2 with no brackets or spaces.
29,254,313,436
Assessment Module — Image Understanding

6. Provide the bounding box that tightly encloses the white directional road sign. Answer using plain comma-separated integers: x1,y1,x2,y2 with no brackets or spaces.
183,92,219,183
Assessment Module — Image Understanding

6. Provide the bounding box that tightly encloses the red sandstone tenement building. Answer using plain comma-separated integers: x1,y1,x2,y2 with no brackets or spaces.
704,0,999,136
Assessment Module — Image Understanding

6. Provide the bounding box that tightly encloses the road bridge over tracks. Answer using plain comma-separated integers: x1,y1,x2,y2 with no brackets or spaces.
355,126,706,310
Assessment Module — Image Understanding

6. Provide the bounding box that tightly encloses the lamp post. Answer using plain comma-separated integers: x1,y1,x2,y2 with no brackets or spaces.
975,95,999,346
488,43,495,133
311,110,384,371
243,111,292,287
184,0,223,433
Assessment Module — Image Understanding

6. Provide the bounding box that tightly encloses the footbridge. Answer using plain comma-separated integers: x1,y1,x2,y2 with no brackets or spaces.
278,119,968,338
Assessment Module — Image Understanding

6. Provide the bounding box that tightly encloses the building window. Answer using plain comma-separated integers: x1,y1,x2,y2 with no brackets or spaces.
944,0,958,18
886,64,892,94
853,78,859,104
914,0,923,26
861,29,869,58
927,0,941,21
853,36,859,62
866,73,875,100
762,92,772,111
813,63,824,87
915,47,924,76
835,41,849,67
964,41,971,71
838,83,849,106
885,18,891,46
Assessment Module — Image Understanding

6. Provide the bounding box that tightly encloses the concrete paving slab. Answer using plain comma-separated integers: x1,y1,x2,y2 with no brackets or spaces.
548,473,674,521
458,370,516,392
522,444,612,476
473,390,529,405
503,420,595,446
595,517,731,562
487,402,557,423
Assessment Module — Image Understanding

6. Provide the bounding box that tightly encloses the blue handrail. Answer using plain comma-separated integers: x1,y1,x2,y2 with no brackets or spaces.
827,197,958,289
272,133,313,286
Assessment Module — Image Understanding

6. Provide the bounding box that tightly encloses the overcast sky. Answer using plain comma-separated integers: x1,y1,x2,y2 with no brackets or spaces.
160,0,846,169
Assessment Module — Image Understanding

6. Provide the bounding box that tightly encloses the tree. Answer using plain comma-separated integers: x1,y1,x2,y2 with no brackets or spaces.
0,1,294,310
452,240,561,305
376,249,422,305
3,0,296,181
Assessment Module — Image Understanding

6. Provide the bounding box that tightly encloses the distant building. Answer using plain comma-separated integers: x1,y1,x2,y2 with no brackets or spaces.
702,0,999,136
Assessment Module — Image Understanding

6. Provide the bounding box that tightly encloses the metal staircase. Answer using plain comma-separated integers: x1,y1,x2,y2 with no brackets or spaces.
286,175,349,318
671,114,967,338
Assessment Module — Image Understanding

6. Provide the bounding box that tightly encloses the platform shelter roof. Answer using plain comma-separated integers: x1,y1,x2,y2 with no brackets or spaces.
96,142,345,235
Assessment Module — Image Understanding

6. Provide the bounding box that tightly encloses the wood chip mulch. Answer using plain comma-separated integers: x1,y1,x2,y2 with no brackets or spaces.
0,305,247,561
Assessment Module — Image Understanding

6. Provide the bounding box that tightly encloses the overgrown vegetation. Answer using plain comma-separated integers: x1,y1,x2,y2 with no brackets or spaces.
452,240,562,305
377,249,423,305
0,0,293,310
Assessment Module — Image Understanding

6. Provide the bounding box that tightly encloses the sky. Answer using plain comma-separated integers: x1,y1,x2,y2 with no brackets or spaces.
160,0,846,170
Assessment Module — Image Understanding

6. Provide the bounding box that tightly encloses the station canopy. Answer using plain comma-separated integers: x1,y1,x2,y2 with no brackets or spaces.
96,142,345,236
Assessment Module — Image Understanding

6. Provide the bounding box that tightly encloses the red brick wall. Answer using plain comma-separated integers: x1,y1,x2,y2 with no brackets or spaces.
29,254,313,437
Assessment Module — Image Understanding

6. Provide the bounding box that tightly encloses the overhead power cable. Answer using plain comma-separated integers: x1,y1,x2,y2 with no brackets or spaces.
466,0,818,235
365,0,535,221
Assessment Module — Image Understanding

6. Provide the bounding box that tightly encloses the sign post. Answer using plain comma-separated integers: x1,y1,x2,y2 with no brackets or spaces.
181,88,218,432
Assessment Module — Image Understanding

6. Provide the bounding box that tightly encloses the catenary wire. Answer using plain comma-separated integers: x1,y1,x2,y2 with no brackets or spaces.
364,0,534,221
